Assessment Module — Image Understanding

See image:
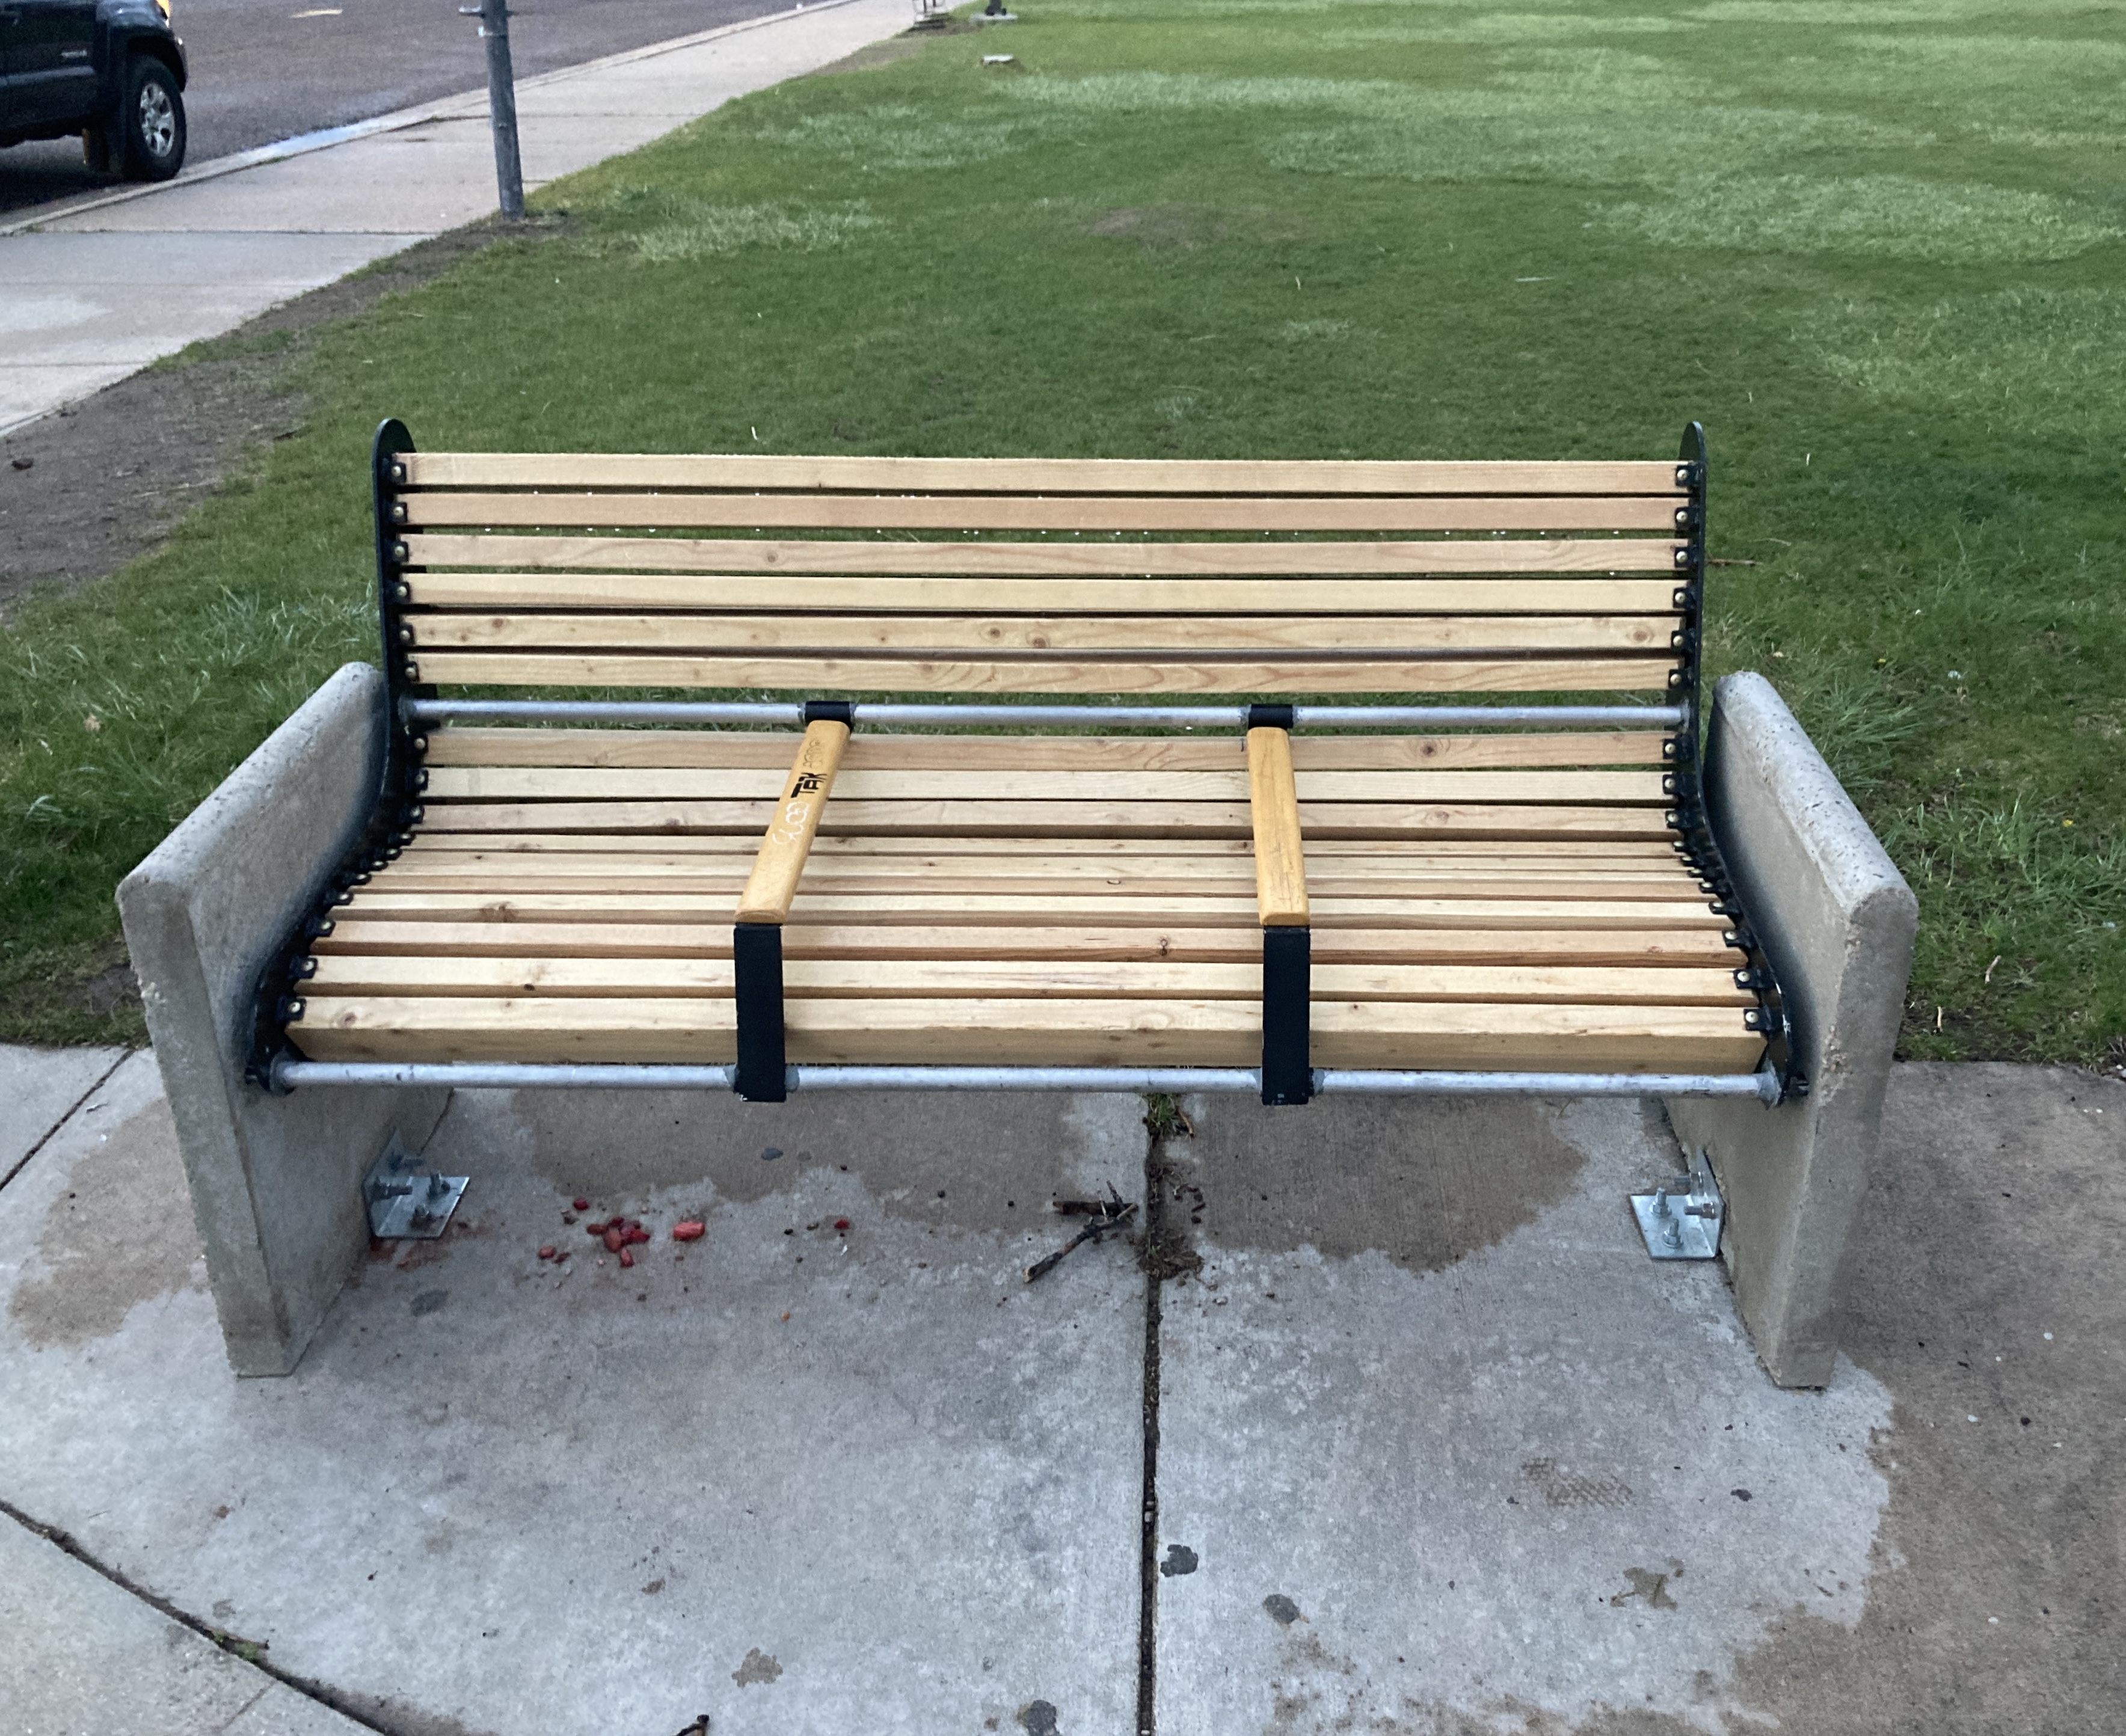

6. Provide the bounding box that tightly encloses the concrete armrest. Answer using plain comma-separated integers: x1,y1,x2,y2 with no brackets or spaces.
118,663,446,1376
1668,672,1919,1387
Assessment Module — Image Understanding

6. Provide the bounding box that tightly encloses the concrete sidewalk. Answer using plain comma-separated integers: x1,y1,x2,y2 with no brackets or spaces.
0,0,910,438
1,1043,2119,1733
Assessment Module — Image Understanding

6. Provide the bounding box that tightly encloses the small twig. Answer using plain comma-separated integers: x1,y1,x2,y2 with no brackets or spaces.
1024,1200,1136,1283
1984,955,2002,984
1706,557,1759,568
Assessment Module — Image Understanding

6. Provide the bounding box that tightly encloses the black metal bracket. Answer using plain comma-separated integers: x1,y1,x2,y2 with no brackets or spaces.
733,922,788,1102
1246,703,1296,731
245,419,436,1091
1261,925,1312,1106
802,699,854,726
1662,423,1804,1103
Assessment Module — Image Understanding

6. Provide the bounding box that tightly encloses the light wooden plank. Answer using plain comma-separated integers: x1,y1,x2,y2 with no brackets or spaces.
402,534,1685,578
401,452,1686,497
1246,727,1308,927
406,612,1682,655
734,718,847,924
402,491,1686,533
291,994,1762,1070
315,920,1739,966
336,889,1726,929
398,838,1694,874
420,765,1670,805
303,953,1751,1005
420,728,1676,772
405,651,1680,696
406,572,1685,613
373,859,1701,900
412,797,1679,839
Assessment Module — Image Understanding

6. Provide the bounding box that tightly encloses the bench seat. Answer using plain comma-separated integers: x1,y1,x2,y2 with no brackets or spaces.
290,726,1762,1074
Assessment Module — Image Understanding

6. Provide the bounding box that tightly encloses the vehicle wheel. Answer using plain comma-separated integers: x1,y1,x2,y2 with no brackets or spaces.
118,58,185,182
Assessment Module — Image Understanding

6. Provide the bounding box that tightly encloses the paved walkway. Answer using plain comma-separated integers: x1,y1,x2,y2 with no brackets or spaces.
0,0,909,438
2,1043,2118,1733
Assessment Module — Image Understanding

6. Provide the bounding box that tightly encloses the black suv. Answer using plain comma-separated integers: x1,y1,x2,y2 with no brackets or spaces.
1,0,186,179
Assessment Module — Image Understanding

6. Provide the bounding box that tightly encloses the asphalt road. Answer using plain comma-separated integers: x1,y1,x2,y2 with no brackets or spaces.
0,0,802,213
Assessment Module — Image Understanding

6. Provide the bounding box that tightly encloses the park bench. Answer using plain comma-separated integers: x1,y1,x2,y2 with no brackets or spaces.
127,417,1922,1382
242,419,1799,1109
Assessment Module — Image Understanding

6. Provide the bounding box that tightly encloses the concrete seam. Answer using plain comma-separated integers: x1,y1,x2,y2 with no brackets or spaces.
1136,1122,1163,1736
0,1495,402,1735
0,1047,131,1198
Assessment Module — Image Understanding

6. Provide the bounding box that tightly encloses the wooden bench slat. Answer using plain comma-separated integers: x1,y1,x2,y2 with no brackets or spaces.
420,766,1670,805
402,534,1683,578
406,574,1685,613
407,612,1682,656
316,921,1738,966
412,797,1679,839
399,833,1688,865
371,859,1706,901
420,728,1676,772
375,864,1698,900
304,953,1753,1006
402,491,1686,534
407,652,1680,696
336,889,1726,929
402,452,1686,497
292,994,1762,1071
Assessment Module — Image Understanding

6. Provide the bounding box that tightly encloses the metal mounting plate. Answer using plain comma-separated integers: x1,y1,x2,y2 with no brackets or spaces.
363,1135,467,1241
1630,1147,1723,1260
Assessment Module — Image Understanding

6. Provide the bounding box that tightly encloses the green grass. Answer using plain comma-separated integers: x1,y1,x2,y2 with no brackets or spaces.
2,0,2122,1061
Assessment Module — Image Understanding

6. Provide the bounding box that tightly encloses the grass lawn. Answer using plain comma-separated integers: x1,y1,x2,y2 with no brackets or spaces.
1,0,2121,1060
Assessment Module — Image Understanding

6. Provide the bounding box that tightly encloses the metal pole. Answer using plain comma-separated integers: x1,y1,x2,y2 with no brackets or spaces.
402,697,1689,732
272,1059,1780,1102
479,0,524,220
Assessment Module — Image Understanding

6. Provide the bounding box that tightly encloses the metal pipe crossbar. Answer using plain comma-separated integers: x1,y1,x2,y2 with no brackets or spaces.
273,1058,1779,1103
403,698,1688,731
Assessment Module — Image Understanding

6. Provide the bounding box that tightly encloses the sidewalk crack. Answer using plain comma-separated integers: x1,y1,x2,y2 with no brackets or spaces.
0,1047,131,1198
0,1495,398,1735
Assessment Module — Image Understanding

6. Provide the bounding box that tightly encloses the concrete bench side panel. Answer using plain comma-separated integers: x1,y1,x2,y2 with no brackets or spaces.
117,663,447,1377
1667,672,1917,1389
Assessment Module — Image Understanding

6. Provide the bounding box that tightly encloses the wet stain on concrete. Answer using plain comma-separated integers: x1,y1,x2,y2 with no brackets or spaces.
1172,1095,1593,1275
1611,1567,1679,1610
390,1218,490,1271
1160,1543,1199,1577
731,1647,782,1687
1015,1699,1060,1734
1262,1593,1303,1626
7,1097,200,1347
410,1290,448,1317
514,1090,1134,1236
1715,1064,2126,1732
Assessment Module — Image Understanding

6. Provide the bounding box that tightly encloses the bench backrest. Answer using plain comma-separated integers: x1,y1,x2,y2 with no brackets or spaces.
379,447,1701,702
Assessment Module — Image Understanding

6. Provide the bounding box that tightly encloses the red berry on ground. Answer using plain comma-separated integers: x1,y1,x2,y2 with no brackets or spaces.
603,1227,625,1253
537,1245,556,1260
618,1247,635,1269
573,1198,590,1212
835,1218,851,1232
672,1221,706,1242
